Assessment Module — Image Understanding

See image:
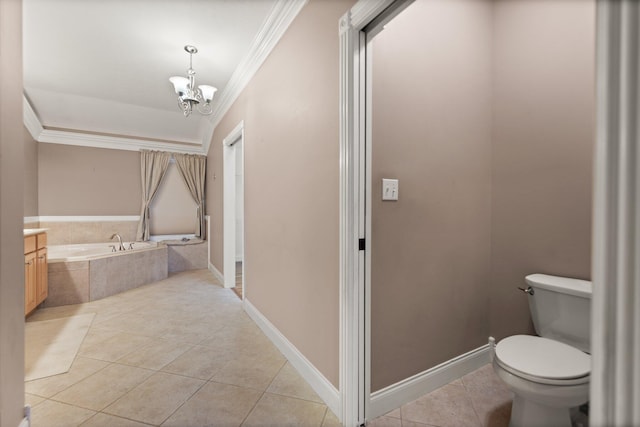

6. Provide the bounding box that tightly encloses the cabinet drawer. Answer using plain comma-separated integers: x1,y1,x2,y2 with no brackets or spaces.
37,233,47,249
24,235,36,254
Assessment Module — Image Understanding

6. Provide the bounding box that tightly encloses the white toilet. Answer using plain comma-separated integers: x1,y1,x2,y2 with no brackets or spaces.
492,273,591,427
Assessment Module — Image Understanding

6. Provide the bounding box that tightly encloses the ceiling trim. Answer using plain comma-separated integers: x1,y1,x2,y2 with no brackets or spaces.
204,0,308,153
23,95,205,154
37,129,205,154
24,96,44,140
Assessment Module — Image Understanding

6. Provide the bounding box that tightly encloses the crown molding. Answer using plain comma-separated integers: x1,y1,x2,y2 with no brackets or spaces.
23,95,44,140
38,128,205,154
24,95,205,154
204,0,308,153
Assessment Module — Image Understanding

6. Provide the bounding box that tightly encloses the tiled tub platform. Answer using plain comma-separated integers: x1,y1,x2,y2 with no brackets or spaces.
46,245,168,307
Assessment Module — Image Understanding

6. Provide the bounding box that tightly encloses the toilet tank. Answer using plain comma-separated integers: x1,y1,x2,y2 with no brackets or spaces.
525,273,592,353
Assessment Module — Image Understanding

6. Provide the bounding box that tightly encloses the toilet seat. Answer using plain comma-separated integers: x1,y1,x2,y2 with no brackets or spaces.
495,335,590,386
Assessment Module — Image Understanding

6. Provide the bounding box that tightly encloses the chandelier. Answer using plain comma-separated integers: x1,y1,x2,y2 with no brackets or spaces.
169,45,217,117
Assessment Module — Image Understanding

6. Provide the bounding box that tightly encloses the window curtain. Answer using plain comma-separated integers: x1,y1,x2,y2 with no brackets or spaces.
591,1,640,425
174,153,207,239
136,150,171,241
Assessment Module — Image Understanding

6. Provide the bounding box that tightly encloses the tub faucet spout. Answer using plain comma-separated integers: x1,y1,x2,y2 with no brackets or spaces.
110,233,125,251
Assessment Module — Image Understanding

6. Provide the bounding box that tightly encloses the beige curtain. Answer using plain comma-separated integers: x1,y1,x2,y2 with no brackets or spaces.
136,150,171,241
174,153,207,239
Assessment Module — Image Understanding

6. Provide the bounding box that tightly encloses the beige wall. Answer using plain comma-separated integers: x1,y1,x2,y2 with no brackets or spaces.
24,128,38,217
206,0,355,387
370,0,493,391
489,0,595,340
0,0,26,424
38,144,140,215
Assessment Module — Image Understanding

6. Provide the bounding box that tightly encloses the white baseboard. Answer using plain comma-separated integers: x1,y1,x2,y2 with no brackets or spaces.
368,344,491,420
208,262,224,284
244,298,340,419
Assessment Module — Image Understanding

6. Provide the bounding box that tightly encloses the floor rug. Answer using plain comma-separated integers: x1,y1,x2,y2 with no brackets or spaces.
25,313,95,381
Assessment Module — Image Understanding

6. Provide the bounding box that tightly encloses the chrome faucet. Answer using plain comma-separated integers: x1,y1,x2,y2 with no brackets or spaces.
110,233,125,251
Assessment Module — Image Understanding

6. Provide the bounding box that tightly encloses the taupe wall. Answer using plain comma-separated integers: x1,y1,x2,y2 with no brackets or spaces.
370,0,594,390
24,128,38,217
0,0,26,424
489,0,595,340
206,0,355,387
38,144,140,215
370,0,493,391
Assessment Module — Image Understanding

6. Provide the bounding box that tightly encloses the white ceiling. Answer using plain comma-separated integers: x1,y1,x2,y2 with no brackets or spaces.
23,0,303,153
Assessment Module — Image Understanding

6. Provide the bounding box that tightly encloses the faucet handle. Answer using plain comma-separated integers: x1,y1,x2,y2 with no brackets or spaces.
109,245,116,253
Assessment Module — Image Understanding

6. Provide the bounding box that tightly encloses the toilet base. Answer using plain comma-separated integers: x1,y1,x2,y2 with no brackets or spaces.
510,394,571,427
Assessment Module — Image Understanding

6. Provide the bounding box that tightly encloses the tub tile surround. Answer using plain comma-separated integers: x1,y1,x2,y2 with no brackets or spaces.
39,220,138,246
44,245,168,307
25,270,519,427
165,239,208,273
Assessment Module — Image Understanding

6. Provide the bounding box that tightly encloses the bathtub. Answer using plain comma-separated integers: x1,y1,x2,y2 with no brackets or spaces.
45,241,168,308
48,241,158,262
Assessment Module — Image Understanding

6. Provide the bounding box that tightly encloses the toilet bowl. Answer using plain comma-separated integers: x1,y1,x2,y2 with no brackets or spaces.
493,335,590,427
493,274,592,427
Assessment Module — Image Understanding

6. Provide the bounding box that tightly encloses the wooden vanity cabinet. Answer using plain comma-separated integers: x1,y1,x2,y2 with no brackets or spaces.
25,232,47,316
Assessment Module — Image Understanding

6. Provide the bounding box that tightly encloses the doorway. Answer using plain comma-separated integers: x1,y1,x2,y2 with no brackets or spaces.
223,121,245,299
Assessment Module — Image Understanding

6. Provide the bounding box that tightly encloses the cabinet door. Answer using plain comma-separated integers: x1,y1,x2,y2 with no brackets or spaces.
36,247,48,303
25,251,37,314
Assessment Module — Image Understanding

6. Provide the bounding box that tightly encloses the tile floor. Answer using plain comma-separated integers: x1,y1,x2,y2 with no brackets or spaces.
369,365,512,427
26,269,514,427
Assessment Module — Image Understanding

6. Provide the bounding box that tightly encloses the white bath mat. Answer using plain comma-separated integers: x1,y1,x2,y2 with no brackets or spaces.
25,313,95,381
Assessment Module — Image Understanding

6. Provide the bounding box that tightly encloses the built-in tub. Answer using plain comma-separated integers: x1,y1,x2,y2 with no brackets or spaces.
45,242,168,308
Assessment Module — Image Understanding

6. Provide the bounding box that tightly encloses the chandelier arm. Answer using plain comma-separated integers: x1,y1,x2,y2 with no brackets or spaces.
178,98,192,117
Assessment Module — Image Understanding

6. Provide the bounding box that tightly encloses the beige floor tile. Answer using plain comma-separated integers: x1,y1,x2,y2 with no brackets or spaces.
212,351,286,391
31,399,96,427
267,362,324,403
25,393,45,407
52,363,154,411
321,409,342,427
80,413,153,427
367,416,402,427
104,371,205,425
242,393,327,427
161,321,226,345
116,339,192,370
462,364,512,427
402,421,436,427
25,313,96,382
78,331,155,362
25,356,109,398
385,407,401,418
98,312,175,337
402,384,482,427
161,345,232,380
162,381,262,427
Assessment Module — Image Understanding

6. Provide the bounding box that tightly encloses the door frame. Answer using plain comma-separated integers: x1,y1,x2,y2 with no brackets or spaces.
223,120,245,292
339,1,411,425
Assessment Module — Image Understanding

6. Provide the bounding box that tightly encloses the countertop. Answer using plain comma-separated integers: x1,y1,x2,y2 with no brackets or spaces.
23,228,48,236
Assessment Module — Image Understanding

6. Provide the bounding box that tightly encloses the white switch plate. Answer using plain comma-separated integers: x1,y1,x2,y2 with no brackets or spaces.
382,178,399,201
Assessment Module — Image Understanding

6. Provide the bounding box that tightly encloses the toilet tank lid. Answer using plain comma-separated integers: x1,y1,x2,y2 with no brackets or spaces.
525,274,591,298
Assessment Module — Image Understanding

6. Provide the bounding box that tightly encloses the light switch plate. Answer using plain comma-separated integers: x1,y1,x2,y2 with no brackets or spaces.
382,178,399,201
